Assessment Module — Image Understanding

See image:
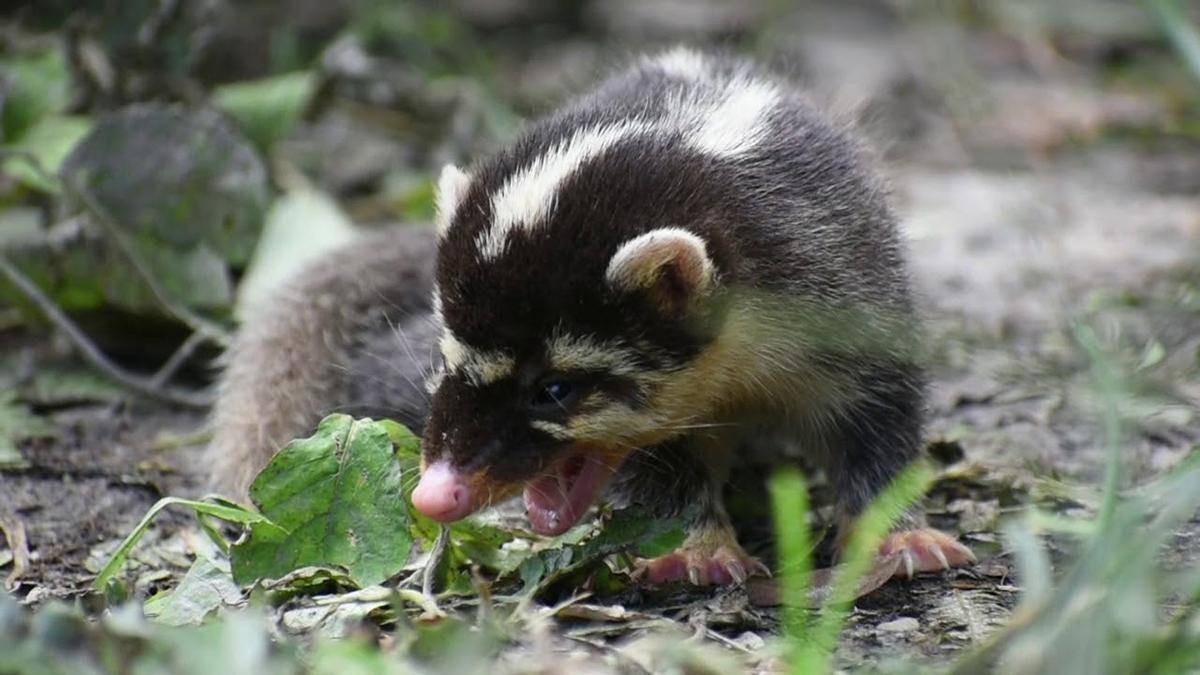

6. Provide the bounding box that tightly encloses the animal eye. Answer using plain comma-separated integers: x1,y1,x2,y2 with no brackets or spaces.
531,378,576,411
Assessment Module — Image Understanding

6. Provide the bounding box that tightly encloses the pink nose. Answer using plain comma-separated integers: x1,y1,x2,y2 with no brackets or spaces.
411,461,476,522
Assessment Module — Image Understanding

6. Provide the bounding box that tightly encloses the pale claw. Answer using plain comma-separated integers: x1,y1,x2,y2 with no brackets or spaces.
634,544,770,587
880,528,975,579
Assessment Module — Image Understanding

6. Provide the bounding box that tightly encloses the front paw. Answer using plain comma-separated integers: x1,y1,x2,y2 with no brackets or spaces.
633,525,770,586
880,528,975,579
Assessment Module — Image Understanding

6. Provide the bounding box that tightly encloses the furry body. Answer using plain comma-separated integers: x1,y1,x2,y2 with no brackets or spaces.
211,49,971,584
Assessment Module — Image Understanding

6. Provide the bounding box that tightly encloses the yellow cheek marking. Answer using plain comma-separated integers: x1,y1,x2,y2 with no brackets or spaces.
566,405,661,446
648,298,858,428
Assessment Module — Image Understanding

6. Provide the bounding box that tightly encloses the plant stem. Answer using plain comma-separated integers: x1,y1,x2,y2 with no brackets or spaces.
0,253,213,408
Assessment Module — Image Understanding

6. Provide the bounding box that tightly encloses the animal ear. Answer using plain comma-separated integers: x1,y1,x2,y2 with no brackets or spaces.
435,164,471,237
605,228,716,313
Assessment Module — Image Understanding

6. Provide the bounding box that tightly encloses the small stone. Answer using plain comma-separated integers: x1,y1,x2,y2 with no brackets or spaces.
877,617,920,634
734,631,766,650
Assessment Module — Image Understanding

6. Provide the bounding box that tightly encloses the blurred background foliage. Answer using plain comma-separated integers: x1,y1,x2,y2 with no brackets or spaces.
1,0,1197,355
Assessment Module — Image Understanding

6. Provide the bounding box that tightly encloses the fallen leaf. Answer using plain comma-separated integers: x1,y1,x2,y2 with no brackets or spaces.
144,556,243,626
230,415,415,587
745,553,902,608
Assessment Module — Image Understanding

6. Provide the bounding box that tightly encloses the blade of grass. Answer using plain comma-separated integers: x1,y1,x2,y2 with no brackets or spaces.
93,497,283,591
791,462,934,672
769,469,814,674
1073,324,1124,531
1145,0,1200,88
1004,517,1052,601
950,320,1200,673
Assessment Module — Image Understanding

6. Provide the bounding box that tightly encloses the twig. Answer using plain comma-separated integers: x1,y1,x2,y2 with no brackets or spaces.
137,0,183,47
149,329,207,388
149,427,213,452
62,174,233,348
318,585,442,617
0,253,212,408
422,525,450,605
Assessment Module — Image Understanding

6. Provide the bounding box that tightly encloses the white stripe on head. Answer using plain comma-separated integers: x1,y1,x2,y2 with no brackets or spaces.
440,331,515,386
650,47,708,80
435,164,471,238
546,333,641,375
477,119,654,259
686,78,779,158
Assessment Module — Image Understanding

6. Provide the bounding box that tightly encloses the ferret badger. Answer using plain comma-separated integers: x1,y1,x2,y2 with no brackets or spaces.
211,48,973,586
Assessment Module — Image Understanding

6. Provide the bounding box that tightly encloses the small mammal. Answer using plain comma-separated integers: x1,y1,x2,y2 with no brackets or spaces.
211,48,973,585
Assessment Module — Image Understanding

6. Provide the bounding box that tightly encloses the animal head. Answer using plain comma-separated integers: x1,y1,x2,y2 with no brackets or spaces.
412,49,784,533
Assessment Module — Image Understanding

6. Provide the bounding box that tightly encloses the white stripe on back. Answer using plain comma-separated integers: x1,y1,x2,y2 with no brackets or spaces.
651,47,709,80
687,79,779,158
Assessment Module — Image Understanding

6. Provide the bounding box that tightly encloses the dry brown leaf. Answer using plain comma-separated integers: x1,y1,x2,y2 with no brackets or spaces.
745,553,903,608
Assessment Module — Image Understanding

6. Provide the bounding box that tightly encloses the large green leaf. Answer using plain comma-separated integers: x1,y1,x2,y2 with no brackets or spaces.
56,104,268,314
0,50,71,142
61,105,268,263
213,71,317,151
230,415,415,587
1,115,92,193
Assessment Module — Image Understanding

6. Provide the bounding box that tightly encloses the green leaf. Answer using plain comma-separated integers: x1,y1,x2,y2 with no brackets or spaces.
0,50,72,142
92,497,277,591
234,189,360,320
1,115,92,193
446,519,520,574
230,415,415,587
1137,340,1166,371
519,507,686,595
213,71,317,151
60,105,267,309
378,418,422,459
144,556,242,626
805,462,933,669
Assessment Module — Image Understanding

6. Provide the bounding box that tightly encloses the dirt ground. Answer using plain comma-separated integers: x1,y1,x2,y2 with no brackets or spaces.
3,1,1199,669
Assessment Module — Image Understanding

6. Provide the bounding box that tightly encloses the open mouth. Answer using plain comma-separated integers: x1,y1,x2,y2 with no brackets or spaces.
522,451,621,536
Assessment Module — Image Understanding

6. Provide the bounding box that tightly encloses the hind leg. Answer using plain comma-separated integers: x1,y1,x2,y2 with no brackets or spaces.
824,363,974,577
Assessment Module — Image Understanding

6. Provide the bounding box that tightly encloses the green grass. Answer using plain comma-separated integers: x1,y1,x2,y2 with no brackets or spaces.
770,464,934,674
1145,0,1200,89
8,325,1200,672
763,319,1200,674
